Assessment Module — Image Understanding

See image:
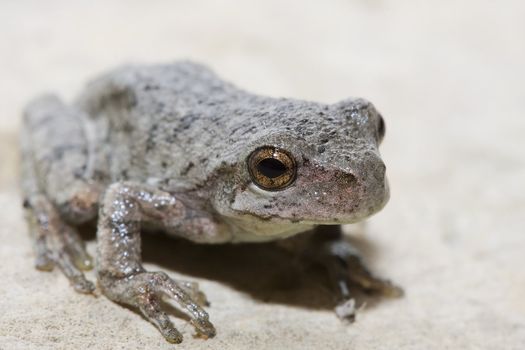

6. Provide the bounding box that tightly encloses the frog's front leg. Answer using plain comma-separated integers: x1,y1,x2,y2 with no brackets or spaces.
96,182,216,344
308,226,403,321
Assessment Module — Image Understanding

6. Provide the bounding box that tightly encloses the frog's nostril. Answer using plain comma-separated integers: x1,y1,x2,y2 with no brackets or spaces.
377,162,386,176
340,172,357,186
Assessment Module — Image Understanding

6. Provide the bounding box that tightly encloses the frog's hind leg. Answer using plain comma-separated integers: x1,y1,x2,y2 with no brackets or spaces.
310,226,403,320
279,226,403,321
20,95,103,293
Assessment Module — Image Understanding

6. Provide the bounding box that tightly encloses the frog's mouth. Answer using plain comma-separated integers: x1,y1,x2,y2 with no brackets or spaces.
224,174,389,230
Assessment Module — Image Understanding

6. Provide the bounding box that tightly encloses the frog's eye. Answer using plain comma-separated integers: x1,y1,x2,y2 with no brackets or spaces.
247,146,297,191
377,114,386,144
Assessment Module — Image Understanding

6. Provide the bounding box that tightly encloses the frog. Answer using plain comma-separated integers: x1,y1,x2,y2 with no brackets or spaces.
20,61,402,344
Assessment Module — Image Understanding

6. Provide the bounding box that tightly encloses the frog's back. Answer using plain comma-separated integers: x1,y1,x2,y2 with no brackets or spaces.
76,62,251,189
75,62,340,194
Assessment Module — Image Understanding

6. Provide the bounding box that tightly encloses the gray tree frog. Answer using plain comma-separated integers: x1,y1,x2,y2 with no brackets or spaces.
20,61,401,344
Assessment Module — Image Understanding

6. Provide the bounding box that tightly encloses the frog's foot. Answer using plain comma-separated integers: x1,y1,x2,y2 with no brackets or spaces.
99,271,215,344
308,230,403,321
25,195,95,293
322,243,403,297
326,252,403,321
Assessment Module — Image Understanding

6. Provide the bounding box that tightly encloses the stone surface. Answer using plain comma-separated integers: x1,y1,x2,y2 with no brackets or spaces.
0,0,524,349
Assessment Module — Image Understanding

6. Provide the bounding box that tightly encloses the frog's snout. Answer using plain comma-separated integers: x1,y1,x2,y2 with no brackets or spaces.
341,152,386,186
355,158,389,213
335,155,388,219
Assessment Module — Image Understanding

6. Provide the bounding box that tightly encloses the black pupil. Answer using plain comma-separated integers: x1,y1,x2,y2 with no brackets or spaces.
257,158,287,178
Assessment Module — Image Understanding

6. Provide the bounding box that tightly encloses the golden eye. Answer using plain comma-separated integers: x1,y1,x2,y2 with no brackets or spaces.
247,146,296,191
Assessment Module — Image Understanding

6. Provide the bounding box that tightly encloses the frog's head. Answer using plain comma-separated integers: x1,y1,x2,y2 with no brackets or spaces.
212,98,389,241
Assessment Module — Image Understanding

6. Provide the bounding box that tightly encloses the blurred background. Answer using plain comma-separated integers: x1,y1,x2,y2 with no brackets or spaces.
0,1,524,349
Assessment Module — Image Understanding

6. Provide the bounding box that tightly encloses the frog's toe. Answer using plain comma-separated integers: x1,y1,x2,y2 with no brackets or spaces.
136,291,184,343
35,254,55,271
54,250,95,293
359,277,404,298
70,275,96,294
62,225,94,271
345,256,403,298
177,280,210,306
101,271,215,342
34,237,55,271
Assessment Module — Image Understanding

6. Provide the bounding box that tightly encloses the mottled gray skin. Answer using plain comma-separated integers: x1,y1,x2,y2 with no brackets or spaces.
20,61,400,344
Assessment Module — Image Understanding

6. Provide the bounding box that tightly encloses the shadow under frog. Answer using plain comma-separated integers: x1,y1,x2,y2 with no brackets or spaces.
137,225,391,313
